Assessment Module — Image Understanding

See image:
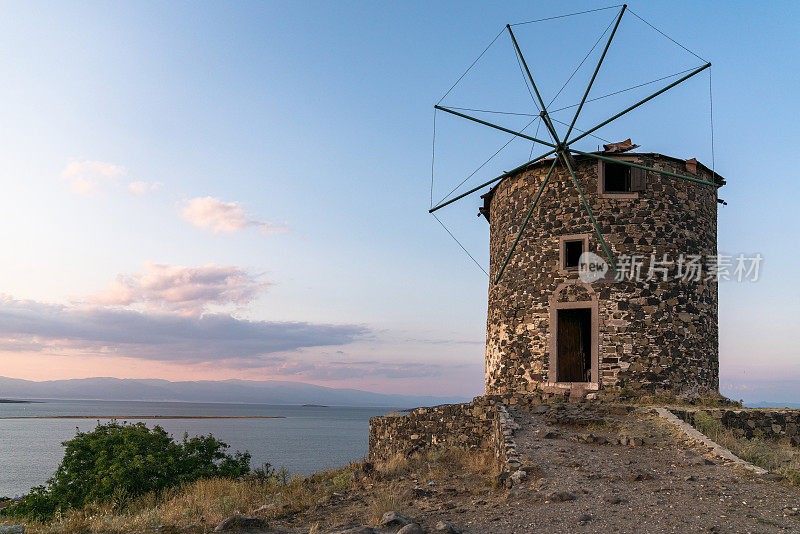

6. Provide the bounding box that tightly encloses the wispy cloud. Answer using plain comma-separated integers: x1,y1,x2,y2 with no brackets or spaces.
61,160,127,194
0,295,367,365
61,159,161,196
89,262,270,317
181,196,287,235
127,181,163,197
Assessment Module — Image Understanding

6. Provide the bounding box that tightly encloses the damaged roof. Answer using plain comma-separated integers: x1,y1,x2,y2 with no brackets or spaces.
478,151,726,221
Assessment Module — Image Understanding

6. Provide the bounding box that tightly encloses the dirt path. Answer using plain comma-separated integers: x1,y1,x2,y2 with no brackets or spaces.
271,403,800,533
460,404,800,533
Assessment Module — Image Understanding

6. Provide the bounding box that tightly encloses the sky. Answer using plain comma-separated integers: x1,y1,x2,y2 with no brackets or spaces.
0,1,797,403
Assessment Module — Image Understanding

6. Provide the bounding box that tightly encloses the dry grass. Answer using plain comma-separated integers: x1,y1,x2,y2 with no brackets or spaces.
693,412,800,485
374,447,497,488
364,486,406,525
365,447,497,524
5,447,499,534
424,447,497,480
10,462,363,534
380,453,411,478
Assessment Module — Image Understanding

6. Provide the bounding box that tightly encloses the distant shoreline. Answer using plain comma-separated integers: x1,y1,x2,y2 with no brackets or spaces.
0,399,35,404
0,415,286,420
0,376,467,408
0,396,414,409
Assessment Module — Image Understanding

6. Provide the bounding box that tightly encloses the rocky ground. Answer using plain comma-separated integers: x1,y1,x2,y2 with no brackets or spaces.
242,403,800,534
475,403,800,533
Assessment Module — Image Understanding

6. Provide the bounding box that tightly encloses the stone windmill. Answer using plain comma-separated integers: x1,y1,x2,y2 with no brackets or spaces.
428,5,725,398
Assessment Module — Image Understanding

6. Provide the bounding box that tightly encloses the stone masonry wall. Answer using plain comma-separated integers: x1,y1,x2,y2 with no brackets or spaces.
368,391,574,465
485,153,720,397
493,402,521,475
368,398,497,462
672,408,800,442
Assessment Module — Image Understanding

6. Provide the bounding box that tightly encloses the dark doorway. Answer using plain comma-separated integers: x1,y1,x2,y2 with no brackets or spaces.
557,308,592,382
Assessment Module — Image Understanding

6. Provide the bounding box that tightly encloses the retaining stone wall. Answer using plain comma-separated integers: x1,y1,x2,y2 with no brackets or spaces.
368,392,574,466
368,397,498,462
494,403,521,474
672,408,800,441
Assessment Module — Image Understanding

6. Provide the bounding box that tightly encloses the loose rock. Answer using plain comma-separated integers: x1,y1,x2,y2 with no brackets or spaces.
380,511,413,529
434,520,462,533
396,524,424,534
547,491,576,502
327,526,376,534
510,469,527,484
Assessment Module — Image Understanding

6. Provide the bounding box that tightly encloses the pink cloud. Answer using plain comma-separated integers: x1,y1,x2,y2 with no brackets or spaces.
181,196,287,235
61,160,127,194
61,159,162,197
89,262,270,316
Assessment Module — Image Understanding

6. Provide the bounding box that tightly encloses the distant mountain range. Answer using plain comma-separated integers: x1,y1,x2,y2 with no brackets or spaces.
0,376,469,408
720,380,800,409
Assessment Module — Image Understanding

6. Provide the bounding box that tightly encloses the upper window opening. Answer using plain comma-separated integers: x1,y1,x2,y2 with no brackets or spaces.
601,160,646,193
564,240,584,269
604,161,631,192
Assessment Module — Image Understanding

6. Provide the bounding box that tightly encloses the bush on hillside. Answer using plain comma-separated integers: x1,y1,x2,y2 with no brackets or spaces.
4,421,250,521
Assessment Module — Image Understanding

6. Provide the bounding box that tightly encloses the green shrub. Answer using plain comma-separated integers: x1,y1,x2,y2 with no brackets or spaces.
246,462,290,485
332,470,353,490
4,421,250,521
248,462,276,481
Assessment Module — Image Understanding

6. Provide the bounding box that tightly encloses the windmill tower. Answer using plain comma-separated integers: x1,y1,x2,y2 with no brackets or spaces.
429,6,725,398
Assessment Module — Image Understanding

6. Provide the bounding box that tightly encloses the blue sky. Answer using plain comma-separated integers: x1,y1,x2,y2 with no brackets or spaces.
0,1,797,403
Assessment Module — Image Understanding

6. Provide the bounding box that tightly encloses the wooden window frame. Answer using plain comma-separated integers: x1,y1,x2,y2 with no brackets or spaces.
559,234,590,275
597,158,645,199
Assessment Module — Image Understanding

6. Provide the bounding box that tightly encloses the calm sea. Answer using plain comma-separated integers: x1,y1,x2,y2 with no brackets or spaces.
0,399,400,497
